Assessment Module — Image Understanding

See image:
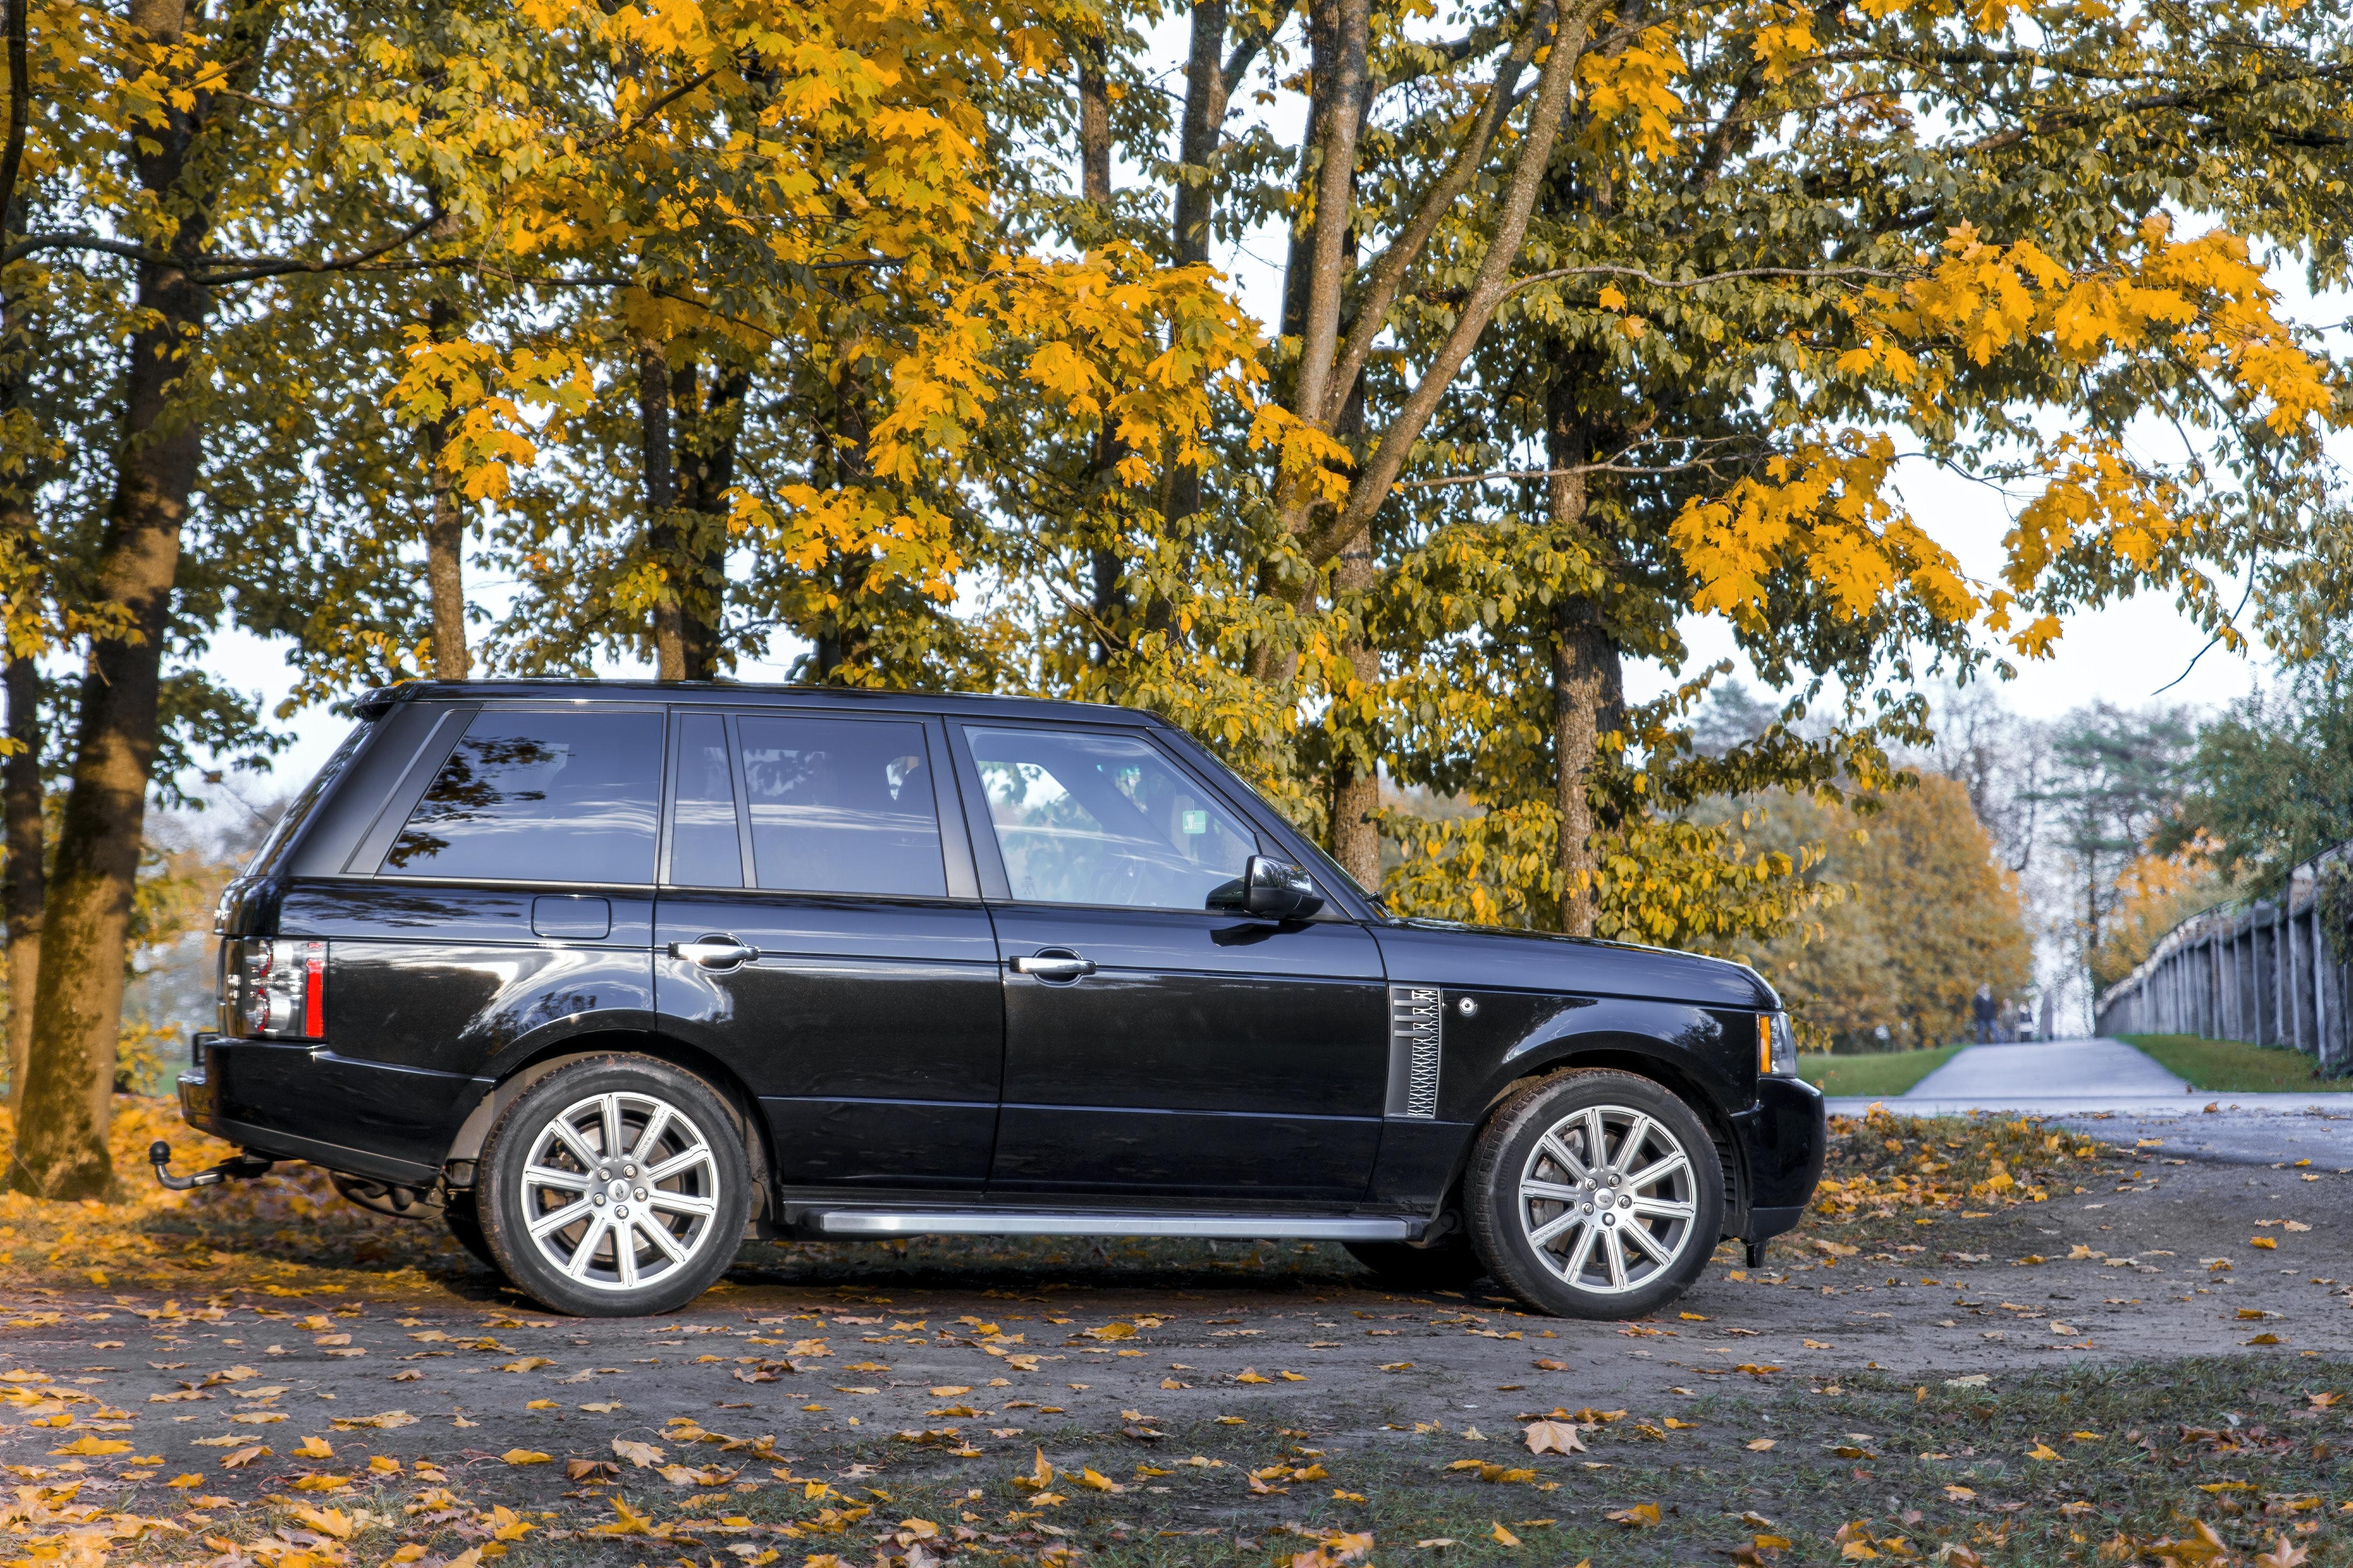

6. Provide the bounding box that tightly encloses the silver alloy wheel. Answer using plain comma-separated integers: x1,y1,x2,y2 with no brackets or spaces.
518,1090,722,1293
1517,1102,1698,1294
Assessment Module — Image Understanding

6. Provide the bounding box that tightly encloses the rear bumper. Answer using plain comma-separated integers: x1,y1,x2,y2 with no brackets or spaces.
177,1032,452,1186
1733,1074,1826,1239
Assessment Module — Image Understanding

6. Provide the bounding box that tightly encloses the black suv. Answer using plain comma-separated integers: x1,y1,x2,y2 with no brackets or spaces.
177,681,1824,1319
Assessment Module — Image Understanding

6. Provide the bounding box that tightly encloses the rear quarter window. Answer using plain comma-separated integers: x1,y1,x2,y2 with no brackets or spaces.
381,709,664,884
237,720,372,879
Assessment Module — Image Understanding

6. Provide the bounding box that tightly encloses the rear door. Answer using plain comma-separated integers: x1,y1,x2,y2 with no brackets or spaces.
952,721,1389,1200
652,707,1003,1190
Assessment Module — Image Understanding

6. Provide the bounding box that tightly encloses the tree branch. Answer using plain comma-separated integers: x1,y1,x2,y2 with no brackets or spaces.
1319,0,1550,428
1305,0,1606,567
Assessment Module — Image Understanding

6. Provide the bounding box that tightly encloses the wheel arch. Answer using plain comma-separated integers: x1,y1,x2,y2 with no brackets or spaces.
439,1029,774,1219
1467,1043,1746,1239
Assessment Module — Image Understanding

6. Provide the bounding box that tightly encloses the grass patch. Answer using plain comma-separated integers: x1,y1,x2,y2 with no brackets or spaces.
2120,1033,2353,1093
329,1356,2348,1568
1800,1043,1966,1098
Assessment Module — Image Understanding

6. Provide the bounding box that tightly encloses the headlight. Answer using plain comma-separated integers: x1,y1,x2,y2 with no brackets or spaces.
1757,1011,1796,1076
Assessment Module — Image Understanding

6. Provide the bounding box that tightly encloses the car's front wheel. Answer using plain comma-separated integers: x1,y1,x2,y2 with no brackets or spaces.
1466,1068,1724,1320
476,1055,750,1317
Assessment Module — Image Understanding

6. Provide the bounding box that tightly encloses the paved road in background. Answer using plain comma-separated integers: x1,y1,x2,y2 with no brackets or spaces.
1825,1035,2353,1167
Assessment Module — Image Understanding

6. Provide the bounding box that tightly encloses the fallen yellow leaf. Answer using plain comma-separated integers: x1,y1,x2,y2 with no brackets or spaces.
502,1448,553,1465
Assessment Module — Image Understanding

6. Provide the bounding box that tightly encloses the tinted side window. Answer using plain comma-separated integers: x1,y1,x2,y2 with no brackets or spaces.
382,710,663,883
738,715,946,897
668,713,743,887
965,726,1257,909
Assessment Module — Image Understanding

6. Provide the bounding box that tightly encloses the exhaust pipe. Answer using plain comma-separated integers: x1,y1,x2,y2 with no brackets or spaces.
149,1141,274,1191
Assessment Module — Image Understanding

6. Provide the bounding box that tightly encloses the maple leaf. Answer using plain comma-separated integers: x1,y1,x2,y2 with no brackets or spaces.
1524,1420,1586,1455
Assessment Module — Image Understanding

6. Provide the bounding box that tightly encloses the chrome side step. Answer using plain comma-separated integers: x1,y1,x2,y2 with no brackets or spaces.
808,1209,1419,1242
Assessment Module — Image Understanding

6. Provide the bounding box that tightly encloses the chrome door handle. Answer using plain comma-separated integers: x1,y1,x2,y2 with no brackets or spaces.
1010,951,1095,980
669,939,759,969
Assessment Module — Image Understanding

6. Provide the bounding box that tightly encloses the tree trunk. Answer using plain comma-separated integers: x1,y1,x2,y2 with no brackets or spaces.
1327,529,1381,890
0,0,36,1117
422,297,469,680
637,336,684,680
1074,39,1130,665
813,353,874,682
1156,0,1236,562
10,0,256,1198
1544,382,1623,938
2,654,37,1117
669,359,745,681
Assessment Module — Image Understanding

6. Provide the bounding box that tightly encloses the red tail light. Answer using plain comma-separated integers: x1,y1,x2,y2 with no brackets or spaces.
228,938,328,1040
303,941,326,1037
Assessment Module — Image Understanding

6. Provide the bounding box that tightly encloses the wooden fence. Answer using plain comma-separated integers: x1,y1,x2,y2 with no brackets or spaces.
2092,846,2351,1073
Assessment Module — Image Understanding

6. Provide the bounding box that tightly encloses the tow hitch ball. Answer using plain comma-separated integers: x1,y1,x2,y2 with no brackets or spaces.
149,1141,274,1191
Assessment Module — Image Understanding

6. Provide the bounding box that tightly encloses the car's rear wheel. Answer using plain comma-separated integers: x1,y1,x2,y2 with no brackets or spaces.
1466,1068,1724,1320
1344,1234,1488,1291
477,1055,750,1317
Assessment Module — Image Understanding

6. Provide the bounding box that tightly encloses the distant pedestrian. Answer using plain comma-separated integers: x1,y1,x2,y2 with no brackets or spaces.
1971,984,1997,1045
1997,996,2018,1043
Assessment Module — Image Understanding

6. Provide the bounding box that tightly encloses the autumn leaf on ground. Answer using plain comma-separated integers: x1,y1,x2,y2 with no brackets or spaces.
290,1504,355,1539
1492,1522,1522,1545
2257,1534,2311,1568
2251,1236,2278,1250
1524,1420,1581,1457
2027,1443,2062,1461
1012,1447,1053,1492
294,1435,333,1459
1607,1503,1662,1527
1235,1368,1272,1384
613,1438,664,1467
49,1436,131,1455
221,1444,270,1469
1747,1438,1777,1451
331,1409,417,1430
501,1448,553,1465
166,1473,203,1488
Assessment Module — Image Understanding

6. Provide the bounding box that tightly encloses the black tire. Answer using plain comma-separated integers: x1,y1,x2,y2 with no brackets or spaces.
477,1054,751,1317
1466,1068,1724,1320
443,1188,499,1271
1344,1234,1488,1291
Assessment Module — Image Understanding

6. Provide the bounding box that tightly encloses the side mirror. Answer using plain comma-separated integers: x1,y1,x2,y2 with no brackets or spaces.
1208,855,1325,920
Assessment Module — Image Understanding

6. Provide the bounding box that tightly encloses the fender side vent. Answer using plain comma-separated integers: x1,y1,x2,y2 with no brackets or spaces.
1387,985,1443,1119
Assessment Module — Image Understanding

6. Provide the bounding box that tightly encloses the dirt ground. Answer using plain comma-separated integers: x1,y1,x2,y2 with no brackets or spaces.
3,1125,2348,1566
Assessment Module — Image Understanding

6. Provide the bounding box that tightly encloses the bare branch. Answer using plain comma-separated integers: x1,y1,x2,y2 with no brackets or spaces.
1305,0,1607,567
1319,0,1551,427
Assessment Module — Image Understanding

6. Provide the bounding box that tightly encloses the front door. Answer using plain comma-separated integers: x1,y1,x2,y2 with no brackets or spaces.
953,722,1389,1201
654,708,1003,1190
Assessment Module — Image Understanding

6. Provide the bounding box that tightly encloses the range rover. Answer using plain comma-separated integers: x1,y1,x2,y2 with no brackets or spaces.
170,681,1826,1319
